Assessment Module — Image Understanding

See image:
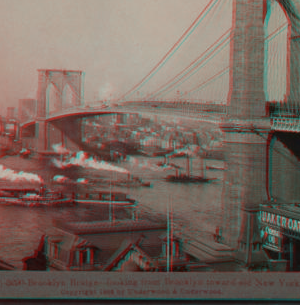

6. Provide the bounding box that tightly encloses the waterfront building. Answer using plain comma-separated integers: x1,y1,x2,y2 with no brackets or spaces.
259,203,300,271
41,220,213,272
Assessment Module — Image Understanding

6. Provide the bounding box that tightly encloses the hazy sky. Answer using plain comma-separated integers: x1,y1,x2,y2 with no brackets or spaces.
0,0,287,116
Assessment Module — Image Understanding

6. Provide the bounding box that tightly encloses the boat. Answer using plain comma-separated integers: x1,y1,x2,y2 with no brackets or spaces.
0,187,137,208
165,155,216,183
88,176,151,188
165,174,211,183
73,191,137,207
0,186,73,207
112,177,151,188
138,148,173,157
206,165,225,171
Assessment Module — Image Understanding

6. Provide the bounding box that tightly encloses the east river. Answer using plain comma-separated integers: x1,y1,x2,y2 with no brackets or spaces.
0,154,225,269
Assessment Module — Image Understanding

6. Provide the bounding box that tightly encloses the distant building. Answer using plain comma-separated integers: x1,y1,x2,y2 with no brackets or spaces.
18,99,37,123
7,107,16,120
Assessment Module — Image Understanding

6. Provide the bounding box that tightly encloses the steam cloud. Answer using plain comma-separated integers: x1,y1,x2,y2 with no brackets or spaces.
52,144,71,155
52,175,88,185
53,175,70,183
52,151,130,174
0,165,43,183
77,178,88,184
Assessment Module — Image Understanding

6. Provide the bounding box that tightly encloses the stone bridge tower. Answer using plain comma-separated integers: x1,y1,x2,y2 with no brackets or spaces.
222,0,300,267
37,69,84,119
35,69,84,152
221,0,271,265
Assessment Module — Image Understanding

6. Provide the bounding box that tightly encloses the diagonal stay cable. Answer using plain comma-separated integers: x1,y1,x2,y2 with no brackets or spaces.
117,0,220,102
144,28,231,101
154,37,230,100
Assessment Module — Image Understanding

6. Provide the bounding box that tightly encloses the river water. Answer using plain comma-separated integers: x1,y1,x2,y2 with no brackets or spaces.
0,154,225,269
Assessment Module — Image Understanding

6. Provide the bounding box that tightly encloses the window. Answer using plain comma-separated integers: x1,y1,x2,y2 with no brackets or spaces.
54,244,59,259
50,243,55,257
82,250,87,264
76,251,81,266
76,249,93,266
102,194,111,201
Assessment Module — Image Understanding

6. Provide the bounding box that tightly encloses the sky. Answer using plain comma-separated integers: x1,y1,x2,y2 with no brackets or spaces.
0,0,288,116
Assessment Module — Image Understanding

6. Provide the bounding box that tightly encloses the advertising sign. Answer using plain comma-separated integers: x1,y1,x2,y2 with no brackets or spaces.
261,225,283,252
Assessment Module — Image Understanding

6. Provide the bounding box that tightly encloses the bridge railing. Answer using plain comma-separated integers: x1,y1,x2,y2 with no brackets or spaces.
271,117,300,132
267,102,300,118
267,102,300,132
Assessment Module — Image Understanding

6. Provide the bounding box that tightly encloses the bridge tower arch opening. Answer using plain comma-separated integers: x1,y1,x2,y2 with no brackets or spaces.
62,83,76,109
46,83,61,115
264,0,300,115
264,0,290,104
35,69,85,152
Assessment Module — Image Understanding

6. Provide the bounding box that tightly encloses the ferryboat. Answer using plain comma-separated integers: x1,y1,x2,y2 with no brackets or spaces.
0,186,73,207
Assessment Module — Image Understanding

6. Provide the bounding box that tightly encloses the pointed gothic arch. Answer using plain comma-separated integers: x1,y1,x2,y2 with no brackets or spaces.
264,0,300,114
264,0,290,102
62,83,75,108
46,82,61,114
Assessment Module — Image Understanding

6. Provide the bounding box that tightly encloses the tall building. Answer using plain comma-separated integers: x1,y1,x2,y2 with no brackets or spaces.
6,107,16,120
18,99,37,123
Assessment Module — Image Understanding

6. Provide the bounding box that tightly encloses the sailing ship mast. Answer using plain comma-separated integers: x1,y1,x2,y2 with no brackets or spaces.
167,198,170,272
186,155,190,177
166,195,173,272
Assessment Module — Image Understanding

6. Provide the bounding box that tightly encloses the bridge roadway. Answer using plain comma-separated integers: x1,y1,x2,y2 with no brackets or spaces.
21,103,226,125
20,101,300,133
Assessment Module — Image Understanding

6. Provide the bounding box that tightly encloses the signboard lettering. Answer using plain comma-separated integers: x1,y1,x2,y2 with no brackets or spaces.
259,211,300,233
260,225,282,252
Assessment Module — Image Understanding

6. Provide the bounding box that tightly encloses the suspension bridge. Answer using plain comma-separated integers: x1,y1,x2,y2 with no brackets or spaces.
17,0,300,267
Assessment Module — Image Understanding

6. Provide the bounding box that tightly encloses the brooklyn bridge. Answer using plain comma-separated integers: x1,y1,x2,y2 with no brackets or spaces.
5,0,300,269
